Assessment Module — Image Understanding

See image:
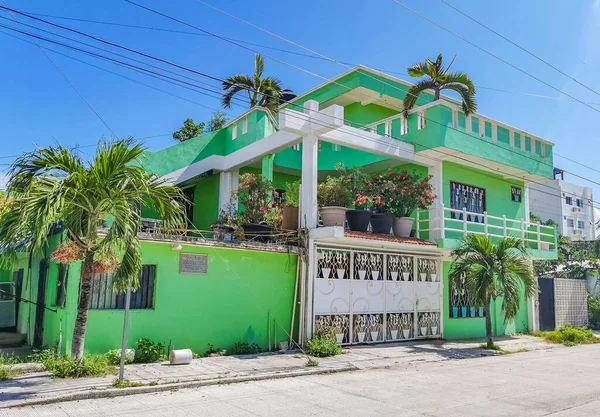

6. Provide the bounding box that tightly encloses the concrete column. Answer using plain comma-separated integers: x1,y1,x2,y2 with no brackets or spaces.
218,170,239,211
261,154,274,181
300,133,319,229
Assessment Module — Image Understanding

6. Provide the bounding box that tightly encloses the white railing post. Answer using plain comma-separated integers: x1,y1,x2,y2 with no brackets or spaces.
483,211,488,237
452,109,458,128
502,215,507,237
520,219,525,246
462,207,468,237
416,209,420,239
537,222,542,250
440,204,445,239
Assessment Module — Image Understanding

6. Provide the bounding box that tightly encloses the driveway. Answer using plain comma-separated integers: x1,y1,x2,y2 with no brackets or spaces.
3,343,600,416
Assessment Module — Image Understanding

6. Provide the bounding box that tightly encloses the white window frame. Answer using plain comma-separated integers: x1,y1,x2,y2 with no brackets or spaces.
577,220,585,230
567,218,574,228
565,196,572,206
232,124,238,140
242,117,248,134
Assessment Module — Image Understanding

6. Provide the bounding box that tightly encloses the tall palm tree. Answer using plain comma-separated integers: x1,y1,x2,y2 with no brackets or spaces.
222,54,284,113
449,235,536,348
403,53,476,118
0,138,186,359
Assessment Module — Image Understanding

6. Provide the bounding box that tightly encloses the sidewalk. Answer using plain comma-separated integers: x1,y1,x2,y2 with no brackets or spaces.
0,335,561,409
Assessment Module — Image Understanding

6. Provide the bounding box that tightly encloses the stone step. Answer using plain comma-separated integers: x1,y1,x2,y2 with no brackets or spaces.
0,332,27,347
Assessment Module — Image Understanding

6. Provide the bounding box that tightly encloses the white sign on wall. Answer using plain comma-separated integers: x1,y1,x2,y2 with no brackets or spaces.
179,253,208,274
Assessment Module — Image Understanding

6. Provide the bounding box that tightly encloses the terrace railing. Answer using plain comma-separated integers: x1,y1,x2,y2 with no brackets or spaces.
415,205,557,251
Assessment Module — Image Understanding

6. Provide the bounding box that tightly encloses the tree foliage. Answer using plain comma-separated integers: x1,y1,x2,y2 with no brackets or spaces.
449,235,536,348
172,118,205,142
403,53,476,117
0,138,187,358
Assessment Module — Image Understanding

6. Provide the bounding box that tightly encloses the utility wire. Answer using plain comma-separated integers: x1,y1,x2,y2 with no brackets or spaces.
438,0,600,98
388,0,600,115
0,3,117,138
184,0,600,183
2,6,598,209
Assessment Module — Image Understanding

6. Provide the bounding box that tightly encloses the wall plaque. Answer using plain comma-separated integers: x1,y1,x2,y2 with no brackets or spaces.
180,253,208,274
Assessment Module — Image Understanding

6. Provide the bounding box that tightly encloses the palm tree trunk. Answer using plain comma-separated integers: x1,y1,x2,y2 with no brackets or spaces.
71,250,95,360
484,297,493,349
434,89,441,101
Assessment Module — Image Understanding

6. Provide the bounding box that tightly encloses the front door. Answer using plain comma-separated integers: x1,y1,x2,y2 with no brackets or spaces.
538,277,555,331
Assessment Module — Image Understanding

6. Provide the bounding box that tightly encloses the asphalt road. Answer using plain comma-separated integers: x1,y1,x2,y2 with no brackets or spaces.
3,344,600,416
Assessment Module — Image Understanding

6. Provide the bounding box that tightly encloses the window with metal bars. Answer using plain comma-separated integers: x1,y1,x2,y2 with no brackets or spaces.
89,265,156,310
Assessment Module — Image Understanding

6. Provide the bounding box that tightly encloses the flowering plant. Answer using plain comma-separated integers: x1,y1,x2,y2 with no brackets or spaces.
388,170,435,217
233,172,274,224
51,240,83,264
335,163,368,208
356,171,396,214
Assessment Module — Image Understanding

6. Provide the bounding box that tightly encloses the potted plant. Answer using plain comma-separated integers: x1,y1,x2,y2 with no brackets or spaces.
367,172,394,234
336,163,371,232
211,202,238,241
317,176,349,227
233,172,274,242
281,180,300,230
389,170,435,237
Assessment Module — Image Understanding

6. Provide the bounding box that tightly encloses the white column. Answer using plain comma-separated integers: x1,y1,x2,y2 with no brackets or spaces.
466,115,472,134
218,170,239,211
300,133,319,229
524,185,530,223
509,131,515,148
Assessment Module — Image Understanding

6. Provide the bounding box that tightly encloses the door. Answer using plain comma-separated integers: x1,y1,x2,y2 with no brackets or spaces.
0,282,15,330
538,277,555,331
312,247,441,345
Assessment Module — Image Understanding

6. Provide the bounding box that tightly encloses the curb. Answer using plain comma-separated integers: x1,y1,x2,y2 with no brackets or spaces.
5,365,358,409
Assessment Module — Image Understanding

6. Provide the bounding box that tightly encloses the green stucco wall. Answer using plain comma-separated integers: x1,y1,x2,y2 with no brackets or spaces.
41,240,298,355
192,174,220,231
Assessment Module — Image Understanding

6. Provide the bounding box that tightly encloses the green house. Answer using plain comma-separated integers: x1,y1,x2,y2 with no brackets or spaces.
0,66,557,354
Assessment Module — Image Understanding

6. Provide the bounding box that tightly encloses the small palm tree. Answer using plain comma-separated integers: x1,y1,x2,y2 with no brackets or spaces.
0,139,186,359
222,54,285,113
449,235,536,348
403,53,476,118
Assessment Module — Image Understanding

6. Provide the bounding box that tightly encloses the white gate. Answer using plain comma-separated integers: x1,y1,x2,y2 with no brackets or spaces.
312,247,441,345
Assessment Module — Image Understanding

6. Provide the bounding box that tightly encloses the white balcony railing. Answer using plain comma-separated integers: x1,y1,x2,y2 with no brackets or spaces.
416,205,557,251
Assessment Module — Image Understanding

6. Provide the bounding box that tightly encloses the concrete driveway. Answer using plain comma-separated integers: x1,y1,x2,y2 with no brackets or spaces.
3,343,600,416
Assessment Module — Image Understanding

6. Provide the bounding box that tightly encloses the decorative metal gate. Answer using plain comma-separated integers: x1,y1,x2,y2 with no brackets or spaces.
312,247,441,345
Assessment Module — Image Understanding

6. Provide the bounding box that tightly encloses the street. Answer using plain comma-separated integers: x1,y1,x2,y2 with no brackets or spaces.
2,344,600,417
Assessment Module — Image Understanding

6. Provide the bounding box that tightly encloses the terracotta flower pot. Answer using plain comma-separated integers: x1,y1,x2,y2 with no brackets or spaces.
370,213,393,234
281,206,299,230
392,217,414,237
320,207,348,227
346,209,372,232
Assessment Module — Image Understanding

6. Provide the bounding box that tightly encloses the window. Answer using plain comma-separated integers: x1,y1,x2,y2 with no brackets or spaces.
450,182,486,223
89,265,156,310
578,220,585,230
55,264,68,308
565,196,572,205
576,199,583,208
567,218,574,228
232,124,237,140
242,117,248,134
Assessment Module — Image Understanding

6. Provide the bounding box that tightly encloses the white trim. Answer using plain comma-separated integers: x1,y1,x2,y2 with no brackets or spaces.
222,107,279,131
231,123,237,140
242,117,248,134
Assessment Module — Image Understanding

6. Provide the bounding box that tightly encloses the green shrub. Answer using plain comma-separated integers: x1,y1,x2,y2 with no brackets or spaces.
135,338,164,363
589,295,600,329
0,365,16,381
205,344,225,357
45,355,115,378
0,353,20,366
307,337,342,357
538,324,599,347
27,348,57,364
106,349,134,366
227,342,261,355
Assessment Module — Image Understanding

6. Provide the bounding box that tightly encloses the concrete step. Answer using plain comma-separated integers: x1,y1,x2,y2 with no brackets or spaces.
0,332,27,347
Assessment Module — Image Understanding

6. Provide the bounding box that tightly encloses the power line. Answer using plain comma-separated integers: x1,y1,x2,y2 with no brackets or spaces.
438,0,600,98
0,3,118,138
185,0,600,183
388,0,600,116
3,6,599,210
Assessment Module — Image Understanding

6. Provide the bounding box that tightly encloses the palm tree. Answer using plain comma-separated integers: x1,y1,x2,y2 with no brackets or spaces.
222,54,285,113
0,138,186,359
449,235,536,348
403,53,476,118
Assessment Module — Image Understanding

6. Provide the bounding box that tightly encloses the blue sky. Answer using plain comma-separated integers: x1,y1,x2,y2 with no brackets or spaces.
0,0,599,215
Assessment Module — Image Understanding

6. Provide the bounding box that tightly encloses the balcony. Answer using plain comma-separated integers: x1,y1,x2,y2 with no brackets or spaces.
416,206,558,259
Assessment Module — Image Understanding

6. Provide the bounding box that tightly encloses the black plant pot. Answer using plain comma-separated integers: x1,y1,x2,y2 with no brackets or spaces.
242,223,273,243
346,209,372,232
370,213,393,235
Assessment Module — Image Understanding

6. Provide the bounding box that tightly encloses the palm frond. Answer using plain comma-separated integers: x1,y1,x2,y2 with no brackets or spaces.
442,83,477,116
222,75,255,108
402,79,438,117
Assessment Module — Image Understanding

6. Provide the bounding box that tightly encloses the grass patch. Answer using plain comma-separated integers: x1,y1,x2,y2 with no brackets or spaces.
306,358,319,367
307,337,342,358
533,324,599,347
105,349,134,366
227,342,261,356
46,355,116,378
479,343,504,352
0,365,16,381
